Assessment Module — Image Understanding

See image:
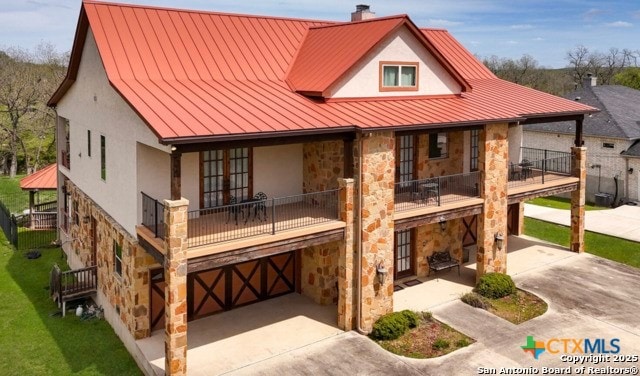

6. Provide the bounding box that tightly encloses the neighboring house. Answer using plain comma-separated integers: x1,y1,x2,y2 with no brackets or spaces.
524,75,640,204
48,2,595,374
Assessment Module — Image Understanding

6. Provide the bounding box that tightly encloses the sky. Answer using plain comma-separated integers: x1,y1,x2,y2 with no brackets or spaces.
0,0,638,68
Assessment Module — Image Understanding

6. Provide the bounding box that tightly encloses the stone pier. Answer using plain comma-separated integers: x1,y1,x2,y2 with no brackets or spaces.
164,198,189,376
338,178,356,330
476,123,509,279
571,147,587,253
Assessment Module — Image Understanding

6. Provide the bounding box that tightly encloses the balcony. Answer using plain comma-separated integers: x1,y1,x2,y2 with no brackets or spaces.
60,150,70,169
140,190,341,250
394,171,481,213
508,148,578,201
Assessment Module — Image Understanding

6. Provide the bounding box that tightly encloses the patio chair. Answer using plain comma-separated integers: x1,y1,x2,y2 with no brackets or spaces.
509,162,522,181
226,195,244,225
253,192,268,222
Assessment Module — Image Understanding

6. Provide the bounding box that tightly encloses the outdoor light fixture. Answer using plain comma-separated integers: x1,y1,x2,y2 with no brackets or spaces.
495,233,504,250
438,216,447,231
376,261,388,285
82,215,91,224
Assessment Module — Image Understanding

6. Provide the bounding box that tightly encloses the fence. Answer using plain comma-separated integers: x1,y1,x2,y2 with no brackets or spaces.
395,171,481,212
0,193,58,250
141,192,165,239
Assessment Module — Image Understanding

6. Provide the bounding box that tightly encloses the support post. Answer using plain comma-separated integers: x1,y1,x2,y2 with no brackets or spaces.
337,178,355,330
164,198,189,376
570,147,586,253
170,151,182,200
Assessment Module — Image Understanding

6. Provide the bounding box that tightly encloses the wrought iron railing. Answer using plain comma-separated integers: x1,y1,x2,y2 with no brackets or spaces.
395,171,481,212
60,150,70,169
187,189,340,247
34,200,57,212
141,192,165,239
520,147,571,164
509,152,572,188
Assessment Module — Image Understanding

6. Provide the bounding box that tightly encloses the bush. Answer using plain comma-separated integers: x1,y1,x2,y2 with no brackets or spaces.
370,310,420,340
456,338,470,348
475,273,516,299
432,338,450,350
461,292,489,309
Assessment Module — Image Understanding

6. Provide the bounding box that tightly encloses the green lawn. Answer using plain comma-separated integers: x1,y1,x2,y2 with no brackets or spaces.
0,235,141,375
524,217,640,268
526,196,603,211
0,175,57,213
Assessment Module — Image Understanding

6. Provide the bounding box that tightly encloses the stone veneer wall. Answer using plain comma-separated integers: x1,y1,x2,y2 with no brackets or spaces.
337,178,355,330
417,131,464,178
358,131,395,331
570,147,587,253
300,241,340,305
303,140,344,192
65,181,159,339
476,124,509,277
414,219,463,277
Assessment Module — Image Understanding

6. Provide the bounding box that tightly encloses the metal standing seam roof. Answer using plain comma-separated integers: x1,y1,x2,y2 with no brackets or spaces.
20,164,58,191
49,1,597,143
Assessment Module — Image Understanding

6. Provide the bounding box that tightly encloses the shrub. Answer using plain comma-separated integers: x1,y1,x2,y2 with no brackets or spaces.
475,273,516,299
461,292,489,309
432,338,450,350
420,311,433,321
370,310,419,340
400,310,420,329
456,338,470,348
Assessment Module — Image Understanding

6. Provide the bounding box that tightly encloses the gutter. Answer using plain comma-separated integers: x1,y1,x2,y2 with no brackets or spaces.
356,132,368,334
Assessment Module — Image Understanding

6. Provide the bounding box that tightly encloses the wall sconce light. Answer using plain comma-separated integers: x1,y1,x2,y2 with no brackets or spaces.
494,233,504,250
438,216,447,231
82,215,91,224
629,168,634,175
376,261,388,285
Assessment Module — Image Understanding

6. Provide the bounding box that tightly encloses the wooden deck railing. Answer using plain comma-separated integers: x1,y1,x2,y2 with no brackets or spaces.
50,264,97,316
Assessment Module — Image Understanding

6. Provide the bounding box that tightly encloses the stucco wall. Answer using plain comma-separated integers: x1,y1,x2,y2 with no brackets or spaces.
254,144,303,198
508,124,523,164
523,130,635,202
56,29,167,236
330,27,461,98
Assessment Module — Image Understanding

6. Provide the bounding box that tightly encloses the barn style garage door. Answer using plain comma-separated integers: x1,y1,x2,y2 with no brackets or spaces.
188,251,296,320
149,251,297,330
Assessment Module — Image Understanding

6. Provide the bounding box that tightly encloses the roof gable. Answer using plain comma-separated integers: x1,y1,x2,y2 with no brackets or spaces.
20,164,57,191
285,16,471,97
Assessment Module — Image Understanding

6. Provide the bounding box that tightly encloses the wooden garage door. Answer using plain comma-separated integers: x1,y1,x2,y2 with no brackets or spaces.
462,215,477,247
149,268,166,332
188,251,296,321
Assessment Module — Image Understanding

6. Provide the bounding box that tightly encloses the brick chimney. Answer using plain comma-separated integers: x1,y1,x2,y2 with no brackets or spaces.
583,73,597,88
351,4,375,21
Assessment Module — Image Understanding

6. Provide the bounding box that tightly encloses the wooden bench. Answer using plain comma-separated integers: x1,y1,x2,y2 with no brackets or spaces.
427,250,460,276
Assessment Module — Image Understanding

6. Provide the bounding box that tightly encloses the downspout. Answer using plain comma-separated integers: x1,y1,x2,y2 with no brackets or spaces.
625,157,630,204
356,132,367,334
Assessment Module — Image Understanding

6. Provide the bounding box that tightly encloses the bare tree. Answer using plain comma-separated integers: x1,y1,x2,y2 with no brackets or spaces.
0,44,65,177
566,45,591,86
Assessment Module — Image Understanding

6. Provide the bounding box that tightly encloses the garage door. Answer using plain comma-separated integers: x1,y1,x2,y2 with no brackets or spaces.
188,251,297,320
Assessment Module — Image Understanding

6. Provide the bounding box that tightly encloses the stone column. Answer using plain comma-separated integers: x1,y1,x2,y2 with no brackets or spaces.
164,198,189,376
513,202,525,236
357,132,395,331
570,147,587,253
337,178,355,330
476,123,509,280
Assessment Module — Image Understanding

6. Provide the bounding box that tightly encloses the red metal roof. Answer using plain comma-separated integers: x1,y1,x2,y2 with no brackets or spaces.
49,1,597,143
20,164,57,191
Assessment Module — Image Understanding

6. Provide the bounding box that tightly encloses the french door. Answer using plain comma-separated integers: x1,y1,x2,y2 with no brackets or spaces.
201,147,252,208
396,135,416,182
394,229,415,279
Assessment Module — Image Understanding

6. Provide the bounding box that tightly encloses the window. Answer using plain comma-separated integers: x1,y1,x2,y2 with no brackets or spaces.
100,135,106,180
61,118,70,169
380,62,418,91
72,198,79,227
394,229,414,279
201,147,252,208
470,129,479,171
602,142,615,149
113,240,122,276
429,133,448,159
396,135,416,182
87,130,91,157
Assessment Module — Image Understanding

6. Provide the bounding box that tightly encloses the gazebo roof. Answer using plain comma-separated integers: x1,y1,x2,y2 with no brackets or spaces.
20,164,57,191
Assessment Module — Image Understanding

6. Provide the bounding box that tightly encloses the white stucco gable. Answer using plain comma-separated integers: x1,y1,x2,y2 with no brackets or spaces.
329,26,462,98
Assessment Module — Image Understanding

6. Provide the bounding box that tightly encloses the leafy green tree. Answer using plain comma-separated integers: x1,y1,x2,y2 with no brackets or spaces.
613,67,640,90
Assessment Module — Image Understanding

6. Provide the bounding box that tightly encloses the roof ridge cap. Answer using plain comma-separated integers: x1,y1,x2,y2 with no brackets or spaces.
308,14,409,30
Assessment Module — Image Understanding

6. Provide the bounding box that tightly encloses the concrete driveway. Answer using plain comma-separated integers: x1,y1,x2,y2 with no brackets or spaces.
228,253,640,375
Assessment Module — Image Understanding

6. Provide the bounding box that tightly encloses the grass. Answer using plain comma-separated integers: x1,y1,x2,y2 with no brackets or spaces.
486,290,548,324
527,196,603,211
0,234,141,376
374,313,474,358
0,175,57,213
524,217,640,268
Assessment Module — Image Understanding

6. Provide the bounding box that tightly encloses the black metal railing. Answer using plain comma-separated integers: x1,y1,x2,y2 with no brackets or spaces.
395,171,481,212
521,147,571,164
187,189,340,247
141,192,165,239
34,200,57,212
509,152,572,188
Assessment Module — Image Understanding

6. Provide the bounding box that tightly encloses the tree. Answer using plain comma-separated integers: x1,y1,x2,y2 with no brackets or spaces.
0,44,65,177
566,45,639,87
613,67,640,90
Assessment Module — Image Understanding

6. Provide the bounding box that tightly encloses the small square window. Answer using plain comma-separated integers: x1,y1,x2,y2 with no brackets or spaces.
380,62,418,91
429,133,448,159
